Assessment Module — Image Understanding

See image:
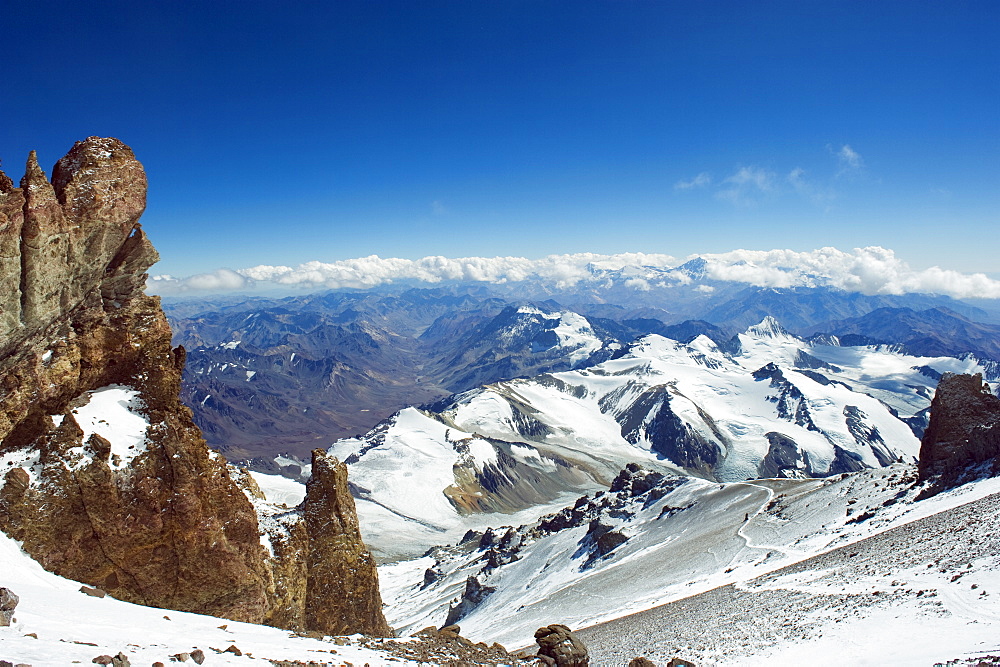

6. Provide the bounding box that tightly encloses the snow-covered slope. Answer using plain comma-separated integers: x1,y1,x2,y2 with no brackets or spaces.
328,407,598,561
325,317,996,561
0,531,417,666
438,316,998,482
579,478,1000,666
496,306,607,366
380,464,1000,658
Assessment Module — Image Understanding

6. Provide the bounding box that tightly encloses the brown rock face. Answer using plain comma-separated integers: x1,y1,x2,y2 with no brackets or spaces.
304,449,393,636
0,137,270,621
0,138,391,636
918,372,1000,487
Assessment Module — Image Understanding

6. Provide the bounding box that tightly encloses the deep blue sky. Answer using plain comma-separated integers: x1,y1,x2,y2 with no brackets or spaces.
1,1,997,278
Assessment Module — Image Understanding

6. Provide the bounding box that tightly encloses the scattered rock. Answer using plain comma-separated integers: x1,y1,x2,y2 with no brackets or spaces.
190,649,205,665
0,587,18,626
535,624,589,666
629,658,655,667
224,644,242,656
365,625,522,665
80,585,107,598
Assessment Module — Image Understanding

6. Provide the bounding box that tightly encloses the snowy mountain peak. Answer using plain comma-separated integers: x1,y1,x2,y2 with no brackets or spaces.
498,305,604,365
746,315,791,338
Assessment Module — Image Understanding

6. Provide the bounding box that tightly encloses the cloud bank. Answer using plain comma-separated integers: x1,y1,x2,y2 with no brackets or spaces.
148,247,1000,300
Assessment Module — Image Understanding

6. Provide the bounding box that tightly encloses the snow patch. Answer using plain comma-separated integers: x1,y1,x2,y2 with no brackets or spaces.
69,385,150,469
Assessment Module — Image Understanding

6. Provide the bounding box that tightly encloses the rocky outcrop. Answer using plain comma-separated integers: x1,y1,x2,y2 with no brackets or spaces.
0,138,270,621
245,454,392,637
303,449,392,636
444,575,496,626
918,373,1000,489
0,138,389,635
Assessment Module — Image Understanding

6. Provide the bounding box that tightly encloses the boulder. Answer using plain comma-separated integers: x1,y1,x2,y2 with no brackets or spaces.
80,586,106,598
0,587,18,626
534,623,589,666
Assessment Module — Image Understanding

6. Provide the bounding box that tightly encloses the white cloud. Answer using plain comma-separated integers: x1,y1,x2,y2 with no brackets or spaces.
716,166,776,206
830,143,864,178
674,172,711,190
787,167,835,206
146,248,1000,300
838,144,862,169
624,277,652,291
698,246,1000,298
148,269,248,294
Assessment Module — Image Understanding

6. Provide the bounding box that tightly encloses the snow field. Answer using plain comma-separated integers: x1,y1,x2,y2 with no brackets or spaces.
0,532,417,666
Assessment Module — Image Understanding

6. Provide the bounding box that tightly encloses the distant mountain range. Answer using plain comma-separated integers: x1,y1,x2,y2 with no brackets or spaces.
164,284,999,461
803,306,1000,361
309,316,993,559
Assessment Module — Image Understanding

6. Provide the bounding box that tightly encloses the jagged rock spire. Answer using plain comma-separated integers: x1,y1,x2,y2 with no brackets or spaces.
304,449,393,636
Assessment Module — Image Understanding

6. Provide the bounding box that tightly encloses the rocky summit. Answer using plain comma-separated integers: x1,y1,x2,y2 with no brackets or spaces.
0,138,389,636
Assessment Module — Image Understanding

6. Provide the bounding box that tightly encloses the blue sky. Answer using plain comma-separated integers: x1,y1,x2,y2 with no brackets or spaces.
1,1,997,282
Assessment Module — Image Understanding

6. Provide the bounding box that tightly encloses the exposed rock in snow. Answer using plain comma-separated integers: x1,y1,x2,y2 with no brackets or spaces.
919,372,1000,492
